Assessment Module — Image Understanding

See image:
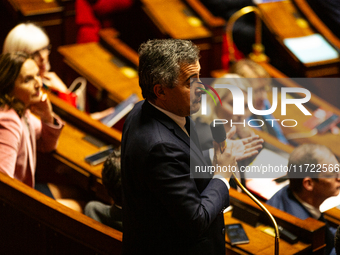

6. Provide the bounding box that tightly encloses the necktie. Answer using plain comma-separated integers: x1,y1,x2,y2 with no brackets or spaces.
185,116,190,136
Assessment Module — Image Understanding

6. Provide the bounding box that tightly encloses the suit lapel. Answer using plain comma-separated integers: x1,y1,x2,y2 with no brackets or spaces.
143,101,208,167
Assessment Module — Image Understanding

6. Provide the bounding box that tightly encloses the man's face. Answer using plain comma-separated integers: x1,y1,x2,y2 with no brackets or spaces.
313,153,340,201
162,61,203,117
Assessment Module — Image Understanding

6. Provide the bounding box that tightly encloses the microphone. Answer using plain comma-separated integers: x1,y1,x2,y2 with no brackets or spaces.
210,121,280,255
210,122,227,153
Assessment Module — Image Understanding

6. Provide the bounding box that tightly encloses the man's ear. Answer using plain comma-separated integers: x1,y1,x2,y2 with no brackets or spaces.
153,84,166,100
302,177,314,192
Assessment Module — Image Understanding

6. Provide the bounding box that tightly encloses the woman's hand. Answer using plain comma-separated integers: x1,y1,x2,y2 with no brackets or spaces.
43,72,68,93
30,93,54,124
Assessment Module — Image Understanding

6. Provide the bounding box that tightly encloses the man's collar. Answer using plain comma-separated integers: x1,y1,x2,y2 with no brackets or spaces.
292,191,321,219
148,101,188,136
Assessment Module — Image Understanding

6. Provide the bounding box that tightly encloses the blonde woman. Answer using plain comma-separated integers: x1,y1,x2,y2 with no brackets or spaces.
3,23,68,93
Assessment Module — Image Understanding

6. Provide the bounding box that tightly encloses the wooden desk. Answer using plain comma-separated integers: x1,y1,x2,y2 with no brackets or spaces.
227,188,326,254
0,0,65,75
324,207,340,227
0,0,63,25
39,91,122,202
140,0,214,77
184,0,226,71
293,0,340,49
58,42,142,105
224,212,310,254
257,0,340,78
0,171,122,254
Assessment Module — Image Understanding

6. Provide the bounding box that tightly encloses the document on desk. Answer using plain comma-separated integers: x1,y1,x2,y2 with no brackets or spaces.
283,34,339,64
245,148,289,200
99,93,139,127
320,193,340,212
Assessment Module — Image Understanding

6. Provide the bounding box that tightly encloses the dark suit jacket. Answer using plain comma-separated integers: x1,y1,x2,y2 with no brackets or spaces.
267,185,336,255
121,100,229,255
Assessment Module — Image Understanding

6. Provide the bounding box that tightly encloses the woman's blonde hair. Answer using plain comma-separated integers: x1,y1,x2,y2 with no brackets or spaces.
3,23,49,54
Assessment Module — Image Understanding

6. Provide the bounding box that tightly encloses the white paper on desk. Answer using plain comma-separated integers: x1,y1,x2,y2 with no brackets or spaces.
99,94,139,127
320,193,340,212
283,34,339,64
246,178,289,200
244,148,289,179
244,148,289,200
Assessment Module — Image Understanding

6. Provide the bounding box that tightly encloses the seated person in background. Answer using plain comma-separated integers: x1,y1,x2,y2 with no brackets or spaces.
3,23,68,93
0,52,83,212
85,148,122,231
75,0,133,43
229,59,289,144
267,143,340,255
192,74,255,188
192,73,254,151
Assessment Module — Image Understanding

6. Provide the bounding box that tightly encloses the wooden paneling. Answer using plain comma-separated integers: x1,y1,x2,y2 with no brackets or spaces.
0,172,122,255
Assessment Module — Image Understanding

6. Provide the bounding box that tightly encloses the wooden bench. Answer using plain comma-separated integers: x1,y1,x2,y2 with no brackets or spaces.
256,0,340,78
293,0,340,49
58,30,142,108
37,90,123,202
0,0,67,75
0,171,122,254
140,0,215,77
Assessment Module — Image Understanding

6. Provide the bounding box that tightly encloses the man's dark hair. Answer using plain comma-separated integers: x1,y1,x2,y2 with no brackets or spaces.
138,39,200,101
102,148,122,206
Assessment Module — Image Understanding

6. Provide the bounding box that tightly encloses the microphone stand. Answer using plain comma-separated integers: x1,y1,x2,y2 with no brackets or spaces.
211,122,280,254
231,172,280,255
223,6,280,254
226,6,268,64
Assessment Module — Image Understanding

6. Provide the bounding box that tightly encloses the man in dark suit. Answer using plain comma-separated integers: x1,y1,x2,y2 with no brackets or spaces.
267,143,340,255
121,39,263,255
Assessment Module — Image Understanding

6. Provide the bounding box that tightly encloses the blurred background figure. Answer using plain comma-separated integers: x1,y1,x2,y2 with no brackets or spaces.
85,148,122,231
230,59,289,144
3,23,68,93
192,74,254,151
267,143,340,255
192,74,255,189
75,0,133,43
